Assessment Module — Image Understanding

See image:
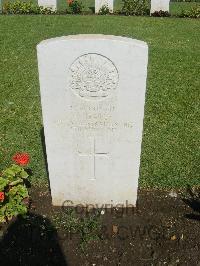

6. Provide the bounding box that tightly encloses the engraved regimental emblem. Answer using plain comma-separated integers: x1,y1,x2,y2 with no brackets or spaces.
70,53,118,99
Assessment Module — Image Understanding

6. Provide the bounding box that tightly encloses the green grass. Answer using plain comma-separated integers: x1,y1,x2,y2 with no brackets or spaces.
0,15,199,189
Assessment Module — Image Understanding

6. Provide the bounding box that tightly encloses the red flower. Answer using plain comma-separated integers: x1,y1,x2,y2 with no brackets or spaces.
12,153,30,166
0,192,5,202
67,0,73,4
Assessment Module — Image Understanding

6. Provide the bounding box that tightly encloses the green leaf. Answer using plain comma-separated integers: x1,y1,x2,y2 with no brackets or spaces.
3,168,16,177
9,178,23,186
0,215,6,223
10,164,23,173
16,184,28,198
20,169,29,179
0,176,9,191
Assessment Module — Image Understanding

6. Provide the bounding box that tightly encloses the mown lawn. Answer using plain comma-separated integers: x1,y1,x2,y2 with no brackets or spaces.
0,15,199,189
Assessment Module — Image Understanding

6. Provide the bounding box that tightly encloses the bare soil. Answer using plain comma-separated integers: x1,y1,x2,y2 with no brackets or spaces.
0,186,200,266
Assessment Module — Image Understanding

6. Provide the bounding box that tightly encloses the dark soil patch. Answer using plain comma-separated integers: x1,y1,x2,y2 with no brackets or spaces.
0,186,200,266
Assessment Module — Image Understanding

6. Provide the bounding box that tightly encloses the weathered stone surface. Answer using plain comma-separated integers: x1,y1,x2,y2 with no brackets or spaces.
95,0,113,13
150,0,170,14
38,0,57,11
37,35,148,207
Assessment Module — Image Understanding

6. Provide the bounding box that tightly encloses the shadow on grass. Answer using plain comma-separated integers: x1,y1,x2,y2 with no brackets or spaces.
182,185,200,222
40,127,51,190
0,213,67,266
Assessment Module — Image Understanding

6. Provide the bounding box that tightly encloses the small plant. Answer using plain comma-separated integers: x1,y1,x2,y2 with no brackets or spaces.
98,4,111,15
0,153,30,223
179,5,200,18
53,208,101,249
79,214,101,249
39,6,56,14
151,10,170,17
68,0,83,14
121,0,150,16
3,0,55,15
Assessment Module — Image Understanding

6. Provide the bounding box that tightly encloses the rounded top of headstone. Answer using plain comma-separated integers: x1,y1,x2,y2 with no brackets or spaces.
37,34,148,49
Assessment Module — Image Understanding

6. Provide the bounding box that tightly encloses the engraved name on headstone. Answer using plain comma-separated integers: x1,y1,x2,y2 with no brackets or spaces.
37,35,148,206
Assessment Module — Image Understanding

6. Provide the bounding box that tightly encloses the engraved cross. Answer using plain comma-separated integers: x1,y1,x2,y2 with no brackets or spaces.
78,138,109,180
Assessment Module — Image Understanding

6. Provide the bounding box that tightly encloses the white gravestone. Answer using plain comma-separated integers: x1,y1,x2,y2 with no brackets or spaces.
37,35,148,207
95,0,113,13
38,0,57,11
150,0,170,13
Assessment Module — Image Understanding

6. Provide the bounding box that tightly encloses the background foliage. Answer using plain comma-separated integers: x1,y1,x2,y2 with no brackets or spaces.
0,0,200,15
